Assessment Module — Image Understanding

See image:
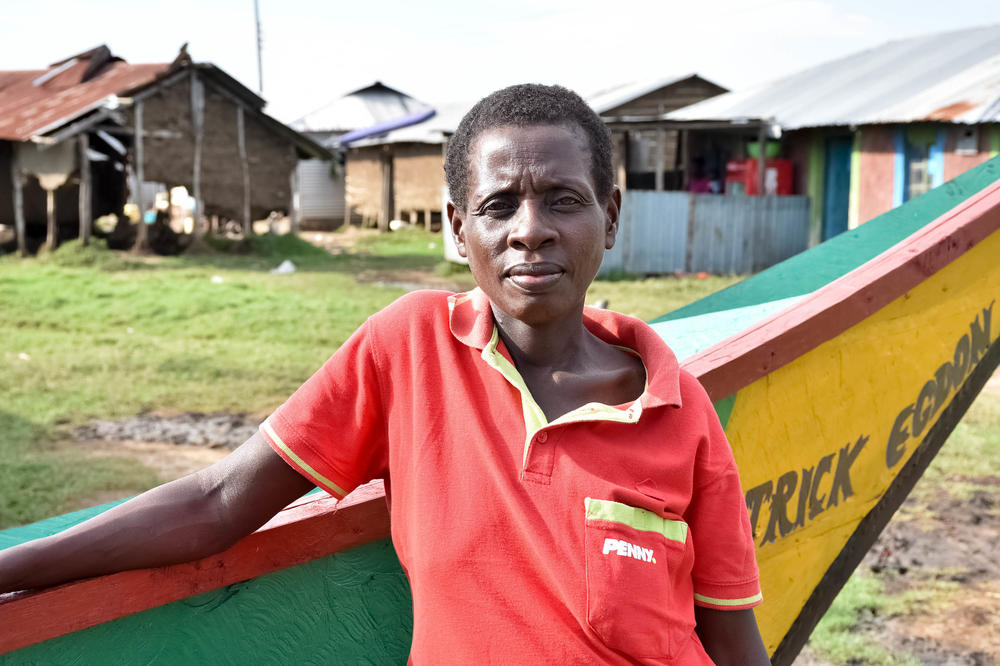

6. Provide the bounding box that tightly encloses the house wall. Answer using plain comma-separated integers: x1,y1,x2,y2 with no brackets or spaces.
133,74,299,221
856,126,896,226
601,77,728,117
392,144,443,215
943,123,1000,181
344,147,383,220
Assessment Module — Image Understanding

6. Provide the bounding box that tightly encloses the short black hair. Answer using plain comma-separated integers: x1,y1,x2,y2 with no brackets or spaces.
444,84,613,211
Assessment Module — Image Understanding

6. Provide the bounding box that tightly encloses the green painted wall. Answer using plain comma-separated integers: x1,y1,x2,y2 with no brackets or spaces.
652,154,1000,323
807,133,825,247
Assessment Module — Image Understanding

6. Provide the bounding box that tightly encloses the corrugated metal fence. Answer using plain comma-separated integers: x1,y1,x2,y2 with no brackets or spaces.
600,192,810,275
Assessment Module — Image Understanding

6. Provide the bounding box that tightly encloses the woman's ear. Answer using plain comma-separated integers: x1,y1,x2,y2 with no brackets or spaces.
447,202,468,258
604,186,622,250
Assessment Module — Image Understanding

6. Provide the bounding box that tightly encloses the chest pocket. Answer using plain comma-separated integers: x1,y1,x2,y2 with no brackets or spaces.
583,497,695,661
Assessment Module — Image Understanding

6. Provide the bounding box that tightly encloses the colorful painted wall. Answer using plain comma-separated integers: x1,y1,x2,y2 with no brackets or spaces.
855,127,896,228
789,123,1000,243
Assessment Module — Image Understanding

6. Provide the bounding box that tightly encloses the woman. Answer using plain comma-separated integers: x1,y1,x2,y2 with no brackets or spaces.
0,84,768,664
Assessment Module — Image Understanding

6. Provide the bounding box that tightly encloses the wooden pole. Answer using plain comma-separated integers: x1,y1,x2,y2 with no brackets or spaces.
236,105,251,236
45,188,57,250
379,148,392,233
11,147,26,256
133,100,148,251
289,145,299,235
654,104,666,191
78,133,91,246
191,72,205,237
757,121,768,196
424,208,432,231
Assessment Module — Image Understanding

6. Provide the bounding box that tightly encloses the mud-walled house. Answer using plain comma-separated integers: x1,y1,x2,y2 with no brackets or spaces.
335,86,460,233
292,81,434,230
0,44,329,255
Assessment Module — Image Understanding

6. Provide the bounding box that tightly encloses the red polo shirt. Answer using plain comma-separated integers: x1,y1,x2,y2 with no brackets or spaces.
262,288,761,664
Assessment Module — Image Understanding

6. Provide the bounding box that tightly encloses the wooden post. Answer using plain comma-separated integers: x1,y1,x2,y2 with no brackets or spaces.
45,188,57,250
654,104,666,191
289,156,300,235
654,129,665,191
133,100,148,251
757,122,768,196
424,208,432,231
78,133,91,246
191,72,205,237
236,105,251,235
378,149,393,233
11,147,26,256
681,129,691,191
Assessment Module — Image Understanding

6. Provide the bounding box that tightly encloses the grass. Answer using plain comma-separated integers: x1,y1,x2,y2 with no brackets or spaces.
0,229,734,527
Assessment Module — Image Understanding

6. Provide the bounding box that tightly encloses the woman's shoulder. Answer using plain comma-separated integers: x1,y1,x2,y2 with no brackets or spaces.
365,290,463,342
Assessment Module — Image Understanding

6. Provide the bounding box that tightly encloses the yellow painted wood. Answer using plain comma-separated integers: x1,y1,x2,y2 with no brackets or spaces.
725,230,1000,652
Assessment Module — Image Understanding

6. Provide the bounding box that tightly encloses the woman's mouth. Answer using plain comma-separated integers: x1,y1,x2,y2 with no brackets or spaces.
506,263,564,291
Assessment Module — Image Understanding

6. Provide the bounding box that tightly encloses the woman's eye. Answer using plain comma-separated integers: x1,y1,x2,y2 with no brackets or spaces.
482,200,514,216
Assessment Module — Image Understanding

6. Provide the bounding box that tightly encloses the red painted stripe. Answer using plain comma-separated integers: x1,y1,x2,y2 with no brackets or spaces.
682,179,1000,401
0,482,390,654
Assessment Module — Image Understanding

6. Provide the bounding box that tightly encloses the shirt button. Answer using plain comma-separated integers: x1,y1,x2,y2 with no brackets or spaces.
536,431,548,443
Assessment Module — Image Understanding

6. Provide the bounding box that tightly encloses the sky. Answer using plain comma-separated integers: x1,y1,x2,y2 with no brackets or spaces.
2,0,999,124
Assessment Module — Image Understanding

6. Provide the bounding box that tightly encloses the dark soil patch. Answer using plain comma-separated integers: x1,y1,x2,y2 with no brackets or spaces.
848,480,1000,664
74,411,260,450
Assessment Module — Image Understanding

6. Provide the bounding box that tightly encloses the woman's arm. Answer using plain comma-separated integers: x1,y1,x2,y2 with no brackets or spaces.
695,607,771,665
0,432,314,593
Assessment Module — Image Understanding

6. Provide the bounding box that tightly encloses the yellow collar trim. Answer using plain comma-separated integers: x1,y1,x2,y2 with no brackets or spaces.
480,326,642,469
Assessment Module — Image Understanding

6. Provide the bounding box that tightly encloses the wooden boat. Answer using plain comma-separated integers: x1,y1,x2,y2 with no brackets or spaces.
2,156,998,664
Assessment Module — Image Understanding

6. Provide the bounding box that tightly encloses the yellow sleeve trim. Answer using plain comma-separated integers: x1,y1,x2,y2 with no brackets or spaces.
262,419,347,498
694,592,763,607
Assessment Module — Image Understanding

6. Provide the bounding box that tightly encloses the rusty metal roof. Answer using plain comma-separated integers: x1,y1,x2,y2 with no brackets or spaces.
0,57,169,141
668,24,1000,129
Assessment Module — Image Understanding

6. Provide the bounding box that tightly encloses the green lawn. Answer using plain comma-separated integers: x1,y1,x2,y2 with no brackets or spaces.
0,229,735,527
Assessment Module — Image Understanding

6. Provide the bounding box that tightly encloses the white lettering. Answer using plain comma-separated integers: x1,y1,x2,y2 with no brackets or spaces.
601,537,656,564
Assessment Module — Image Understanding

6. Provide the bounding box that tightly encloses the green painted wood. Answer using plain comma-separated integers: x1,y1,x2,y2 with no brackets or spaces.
1,539,413,665
652,154,1000,323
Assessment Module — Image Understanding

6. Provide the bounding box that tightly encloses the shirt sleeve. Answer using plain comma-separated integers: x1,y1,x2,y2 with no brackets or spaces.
683,374,762,611
260,318,389,498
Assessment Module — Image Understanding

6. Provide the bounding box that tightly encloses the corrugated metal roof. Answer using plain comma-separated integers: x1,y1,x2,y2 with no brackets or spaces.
0,58,169,141
587,73,714,115
668,24,1000,129
291,81,434,133
348,101,471,147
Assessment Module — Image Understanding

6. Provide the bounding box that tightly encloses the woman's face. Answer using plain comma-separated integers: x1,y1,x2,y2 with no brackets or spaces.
449,124,620,328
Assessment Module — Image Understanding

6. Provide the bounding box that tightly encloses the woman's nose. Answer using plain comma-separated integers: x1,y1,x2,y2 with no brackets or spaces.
508,202,556,251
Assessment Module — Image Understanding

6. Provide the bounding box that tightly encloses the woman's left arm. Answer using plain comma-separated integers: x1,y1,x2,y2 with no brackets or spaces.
694,607,770,665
